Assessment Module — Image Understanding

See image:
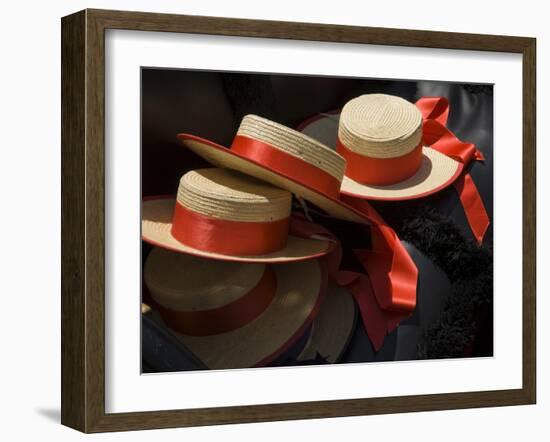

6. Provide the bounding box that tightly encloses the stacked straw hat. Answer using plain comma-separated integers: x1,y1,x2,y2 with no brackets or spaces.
178,115,372,223
142,168,334,263
144,246,325,368
142,131,359,367
144,246,356,368
300,93,462,200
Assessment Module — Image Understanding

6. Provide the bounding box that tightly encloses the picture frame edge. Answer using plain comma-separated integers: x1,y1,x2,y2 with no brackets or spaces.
61,9,88,433
60,8,537,433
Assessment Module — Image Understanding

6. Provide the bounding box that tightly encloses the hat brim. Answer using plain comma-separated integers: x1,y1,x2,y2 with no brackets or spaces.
151,258,327,369
299,113,463,201
296,282,357,363
142,197,335,264
178,134,370,224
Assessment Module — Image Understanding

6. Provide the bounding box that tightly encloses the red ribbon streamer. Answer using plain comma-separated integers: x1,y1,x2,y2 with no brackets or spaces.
290,213,417,351
415,97,490,245
336,139,423,185
171,202,290,256
231,135,342,198
157,266,277,336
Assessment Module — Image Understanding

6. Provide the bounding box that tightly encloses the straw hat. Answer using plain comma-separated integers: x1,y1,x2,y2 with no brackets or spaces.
295,283,357,363
142,168,334,263
144,247,327,369
301,94,462,200
178,115,371,224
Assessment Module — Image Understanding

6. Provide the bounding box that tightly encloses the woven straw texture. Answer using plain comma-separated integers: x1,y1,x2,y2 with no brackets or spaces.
151,259,323,369
339,94,423,158
297,283,356,363
181,137,368,224
145,247,266,311
178,168,291,222
142,198,333,263
238,114,346,182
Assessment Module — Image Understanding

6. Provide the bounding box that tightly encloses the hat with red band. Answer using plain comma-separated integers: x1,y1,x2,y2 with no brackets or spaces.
178,115,370,223
298,94,490,245
337,93,463,200
144,246,329,369
142,168,334,263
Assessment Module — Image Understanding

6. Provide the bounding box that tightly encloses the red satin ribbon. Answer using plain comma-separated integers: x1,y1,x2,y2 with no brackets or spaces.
416,97,490,245
341,198,418,350
290,213,417,351
157,266,277,336
171,202,290,256
336,139,423,185
231,135,342,198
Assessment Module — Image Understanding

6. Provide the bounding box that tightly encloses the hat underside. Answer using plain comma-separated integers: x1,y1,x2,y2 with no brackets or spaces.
152,259,324,369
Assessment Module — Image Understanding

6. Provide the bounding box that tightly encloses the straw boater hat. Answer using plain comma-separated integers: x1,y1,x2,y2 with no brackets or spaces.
143,295,355,370
142,267,356,369
142,167,334,263
144,246,329,369
299,94,463,200
177,115,370,223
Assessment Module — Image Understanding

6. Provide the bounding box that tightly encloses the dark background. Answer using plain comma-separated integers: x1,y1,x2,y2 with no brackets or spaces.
141,68,494,367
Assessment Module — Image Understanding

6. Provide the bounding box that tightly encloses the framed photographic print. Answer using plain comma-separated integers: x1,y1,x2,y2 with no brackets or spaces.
61,8,536,433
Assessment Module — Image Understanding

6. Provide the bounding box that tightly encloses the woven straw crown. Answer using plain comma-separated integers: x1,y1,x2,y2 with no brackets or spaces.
177,168,292,222
145,247,266,311
338,94,423,159
238,114,346,182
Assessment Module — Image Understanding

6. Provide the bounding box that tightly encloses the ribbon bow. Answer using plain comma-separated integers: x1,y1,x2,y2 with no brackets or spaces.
416,97,490,245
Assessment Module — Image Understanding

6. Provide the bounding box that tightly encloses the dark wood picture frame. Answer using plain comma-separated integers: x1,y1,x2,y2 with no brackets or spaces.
61,8,536,433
